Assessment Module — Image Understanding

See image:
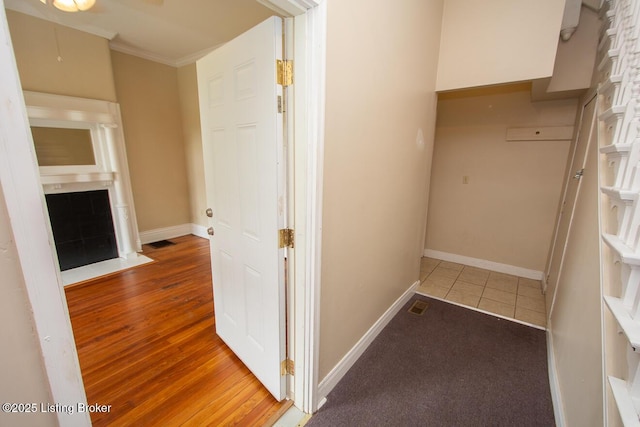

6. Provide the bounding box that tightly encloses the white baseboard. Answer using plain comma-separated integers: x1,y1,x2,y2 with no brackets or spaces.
317,280,419,401
546,326,565,427
139,223,192,244
190,223,209,239
423,249,544,280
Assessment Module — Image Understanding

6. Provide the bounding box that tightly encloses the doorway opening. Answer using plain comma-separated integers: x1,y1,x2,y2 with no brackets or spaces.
0,2,326,424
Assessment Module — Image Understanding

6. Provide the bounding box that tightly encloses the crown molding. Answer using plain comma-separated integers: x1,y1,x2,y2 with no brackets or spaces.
109,41,223,68
109,41,176,67
175,44,223,68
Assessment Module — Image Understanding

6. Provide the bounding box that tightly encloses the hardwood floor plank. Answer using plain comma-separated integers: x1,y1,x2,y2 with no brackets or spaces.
65,235,288,426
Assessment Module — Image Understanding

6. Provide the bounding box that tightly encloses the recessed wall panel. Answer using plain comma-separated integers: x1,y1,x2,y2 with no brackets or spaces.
236,125,260,241
211,128,234,229
219,250,237,326
234,60,256,101
244,264,264,351
208,76,224,107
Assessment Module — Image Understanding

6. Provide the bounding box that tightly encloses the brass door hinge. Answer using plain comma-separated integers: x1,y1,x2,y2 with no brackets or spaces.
279,228,294,248
281,359,295,376
277,59,293,87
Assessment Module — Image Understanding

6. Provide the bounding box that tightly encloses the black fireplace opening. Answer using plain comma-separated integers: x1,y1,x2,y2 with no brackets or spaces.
45,190,118,271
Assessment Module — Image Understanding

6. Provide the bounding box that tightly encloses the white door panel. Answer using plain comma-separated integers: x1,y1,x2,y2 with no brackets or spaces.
197,16,286,400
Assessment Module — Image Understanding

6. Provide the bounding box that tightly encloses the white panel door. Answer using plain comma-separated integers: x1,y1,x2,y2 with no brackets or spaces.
196,16,286,400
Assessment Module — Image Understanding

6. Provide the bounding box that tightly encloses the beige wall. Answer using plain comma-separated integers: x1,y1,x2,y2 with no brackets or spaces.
0,186,56,427
436,0,565,91
177,64,207,227
425,86,577,271
111,51,191,232
6,10,116,102
319,0,443,380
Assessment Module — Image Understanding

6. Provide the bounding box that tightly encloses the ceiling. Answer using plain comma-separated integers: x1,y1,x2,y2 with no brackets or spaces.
3,0,278,67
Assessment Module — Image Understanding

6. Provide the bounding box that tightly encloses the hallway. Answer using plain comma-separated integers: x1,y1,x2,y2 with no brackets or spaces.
307,295,554,426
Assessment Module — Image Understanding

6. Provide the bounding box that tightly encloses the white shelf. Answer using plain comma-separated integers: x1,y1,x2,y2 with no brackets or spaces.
600,74,623,94
599,105,626,122
604,296,640,350
505,126,574,141
600,144,633,154
598,28,617,51
603,234,640,266
598,47,621,72
601,186,638,202
608,376,640,426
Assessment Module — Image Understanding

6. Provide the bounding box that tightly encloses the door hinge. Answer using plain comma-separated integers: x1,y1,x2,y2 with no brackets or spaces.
279,228,295,248
281,359,295,376
573,168,585,179
277,59,293,87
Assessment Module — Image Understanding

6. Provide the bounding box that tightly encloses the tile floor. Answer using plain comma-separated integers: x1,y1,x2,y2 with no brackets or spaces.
416,257,547,328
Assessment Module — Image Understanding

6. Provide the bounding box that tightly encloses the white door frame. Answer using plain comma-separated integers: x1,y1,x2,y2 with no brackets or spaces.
0,0,326,425
0,2,90,426
258,0,326,413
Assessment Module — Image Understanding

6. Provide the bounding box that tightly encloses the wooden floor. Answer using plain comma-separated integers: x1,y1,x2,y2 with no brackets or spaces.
65,235,288,426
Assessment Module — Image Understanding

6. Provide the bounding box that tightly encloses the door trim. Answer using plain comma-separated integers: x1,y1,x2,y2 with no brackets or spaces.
0,0,327,423
544,89,598,293
259,0,326,413
545,89,598,320
0,3,90,426
294,1,326,413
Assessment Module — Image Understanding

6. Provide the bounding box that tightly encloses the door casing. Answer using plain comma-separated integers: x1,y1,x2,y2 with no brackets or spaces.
0,2,327,426
544,89,597,320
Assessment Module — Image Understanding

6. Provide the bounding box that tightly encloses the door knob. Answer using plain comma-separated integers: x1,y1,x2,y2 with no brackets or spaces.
205,208,213,218
207,227,215,236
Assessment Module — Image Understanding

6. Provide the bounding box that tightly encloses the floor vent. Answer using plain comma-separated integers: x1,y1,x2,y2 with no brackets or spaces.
148,240,175,248
408,300,429,315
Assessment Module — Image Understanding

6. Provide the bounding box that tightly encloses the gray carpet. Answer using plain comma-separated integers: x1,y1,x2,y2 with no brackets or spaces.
307,295,555,427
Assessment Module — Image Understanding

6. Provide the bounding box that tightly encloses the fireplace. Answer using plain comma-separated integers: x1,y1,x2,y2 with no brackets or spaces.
45,190,118,271
25,91,144,283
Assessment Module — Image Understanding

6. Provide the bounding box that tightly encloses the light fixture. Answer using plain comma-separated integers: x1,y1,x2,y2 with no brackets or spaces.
40,0,96,12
